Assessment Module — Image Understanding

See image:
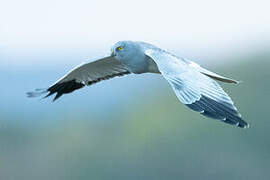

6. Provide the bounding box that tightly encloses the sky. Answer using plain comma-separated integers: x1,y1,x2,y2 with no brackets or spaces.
1,0,270,67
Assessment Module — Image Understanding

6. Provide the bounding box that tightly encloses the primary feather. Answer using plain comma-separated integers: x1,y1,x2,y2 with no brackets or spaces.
27,56,130,101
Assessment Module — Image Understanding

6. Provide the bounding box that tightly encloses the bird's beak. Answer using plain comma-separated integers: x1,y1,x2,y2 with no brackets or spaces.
111,49,116,57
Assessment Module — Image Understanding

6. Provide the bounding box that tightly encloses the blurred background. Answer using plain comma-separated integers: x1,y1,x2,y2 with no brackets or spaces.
1,0,270,179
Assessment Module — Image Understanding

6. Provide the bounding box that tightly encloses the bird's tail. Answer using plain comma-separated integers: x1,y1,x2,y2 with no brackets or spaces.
188,61,240,84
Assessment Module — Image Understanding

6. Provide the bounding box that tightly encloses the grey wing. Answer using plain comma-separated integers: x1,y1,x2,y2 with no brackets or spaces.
27,56,130,101
145,49,248,128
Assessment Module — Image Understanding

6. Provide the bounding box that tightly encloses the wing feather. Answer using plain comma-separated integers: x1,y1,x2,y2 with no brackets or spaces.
27,56,130,101
145,49,248,128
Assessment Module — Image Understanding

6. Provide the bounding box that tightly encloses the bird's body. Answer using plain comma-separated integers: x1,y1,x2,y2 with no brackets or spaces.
112,41,159,74
28,41,249,128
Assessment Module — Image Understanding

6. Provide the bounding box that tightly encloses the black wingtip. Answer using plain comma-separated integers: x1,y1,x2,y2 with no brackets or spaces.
186,95,249,129
241,122,250,129
52,93,63,101
43,79,85,101
27,80,84,101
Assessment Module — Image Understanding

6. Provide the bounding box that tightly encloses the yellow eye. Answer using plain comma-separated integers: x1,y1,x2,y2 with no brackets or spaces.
116,46,124,51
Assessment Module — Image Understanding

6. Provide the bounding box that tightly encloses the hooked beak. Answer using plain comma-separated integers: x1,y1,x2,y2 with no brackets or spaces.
111,48,116,57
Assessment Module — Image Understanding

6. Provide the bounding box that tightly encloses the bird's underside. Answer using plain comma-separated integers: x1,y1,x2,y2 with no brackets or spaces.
27,41,249,128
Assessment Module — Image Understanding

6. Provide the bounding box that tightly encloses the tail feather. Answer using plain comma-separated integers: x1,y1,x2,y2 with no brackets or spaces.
188,61,240,84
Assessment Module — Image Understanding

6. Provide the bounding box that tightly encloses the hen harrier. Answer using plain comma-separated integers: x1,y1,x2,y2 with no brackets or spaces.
27,41,249,128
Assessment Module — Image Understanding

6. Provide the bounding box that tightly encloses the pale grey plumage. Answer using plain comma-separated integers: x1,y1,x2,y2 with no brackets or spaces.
27,41,248,128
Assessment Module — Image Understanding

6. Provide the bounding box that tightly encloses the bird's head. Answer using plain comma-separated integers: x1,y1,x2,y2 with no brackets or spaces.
111,41,140,62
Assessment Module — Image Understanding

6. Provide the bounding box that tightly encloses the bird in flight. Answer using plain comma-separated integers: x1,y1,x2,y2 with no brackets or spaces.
27,41,249,128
